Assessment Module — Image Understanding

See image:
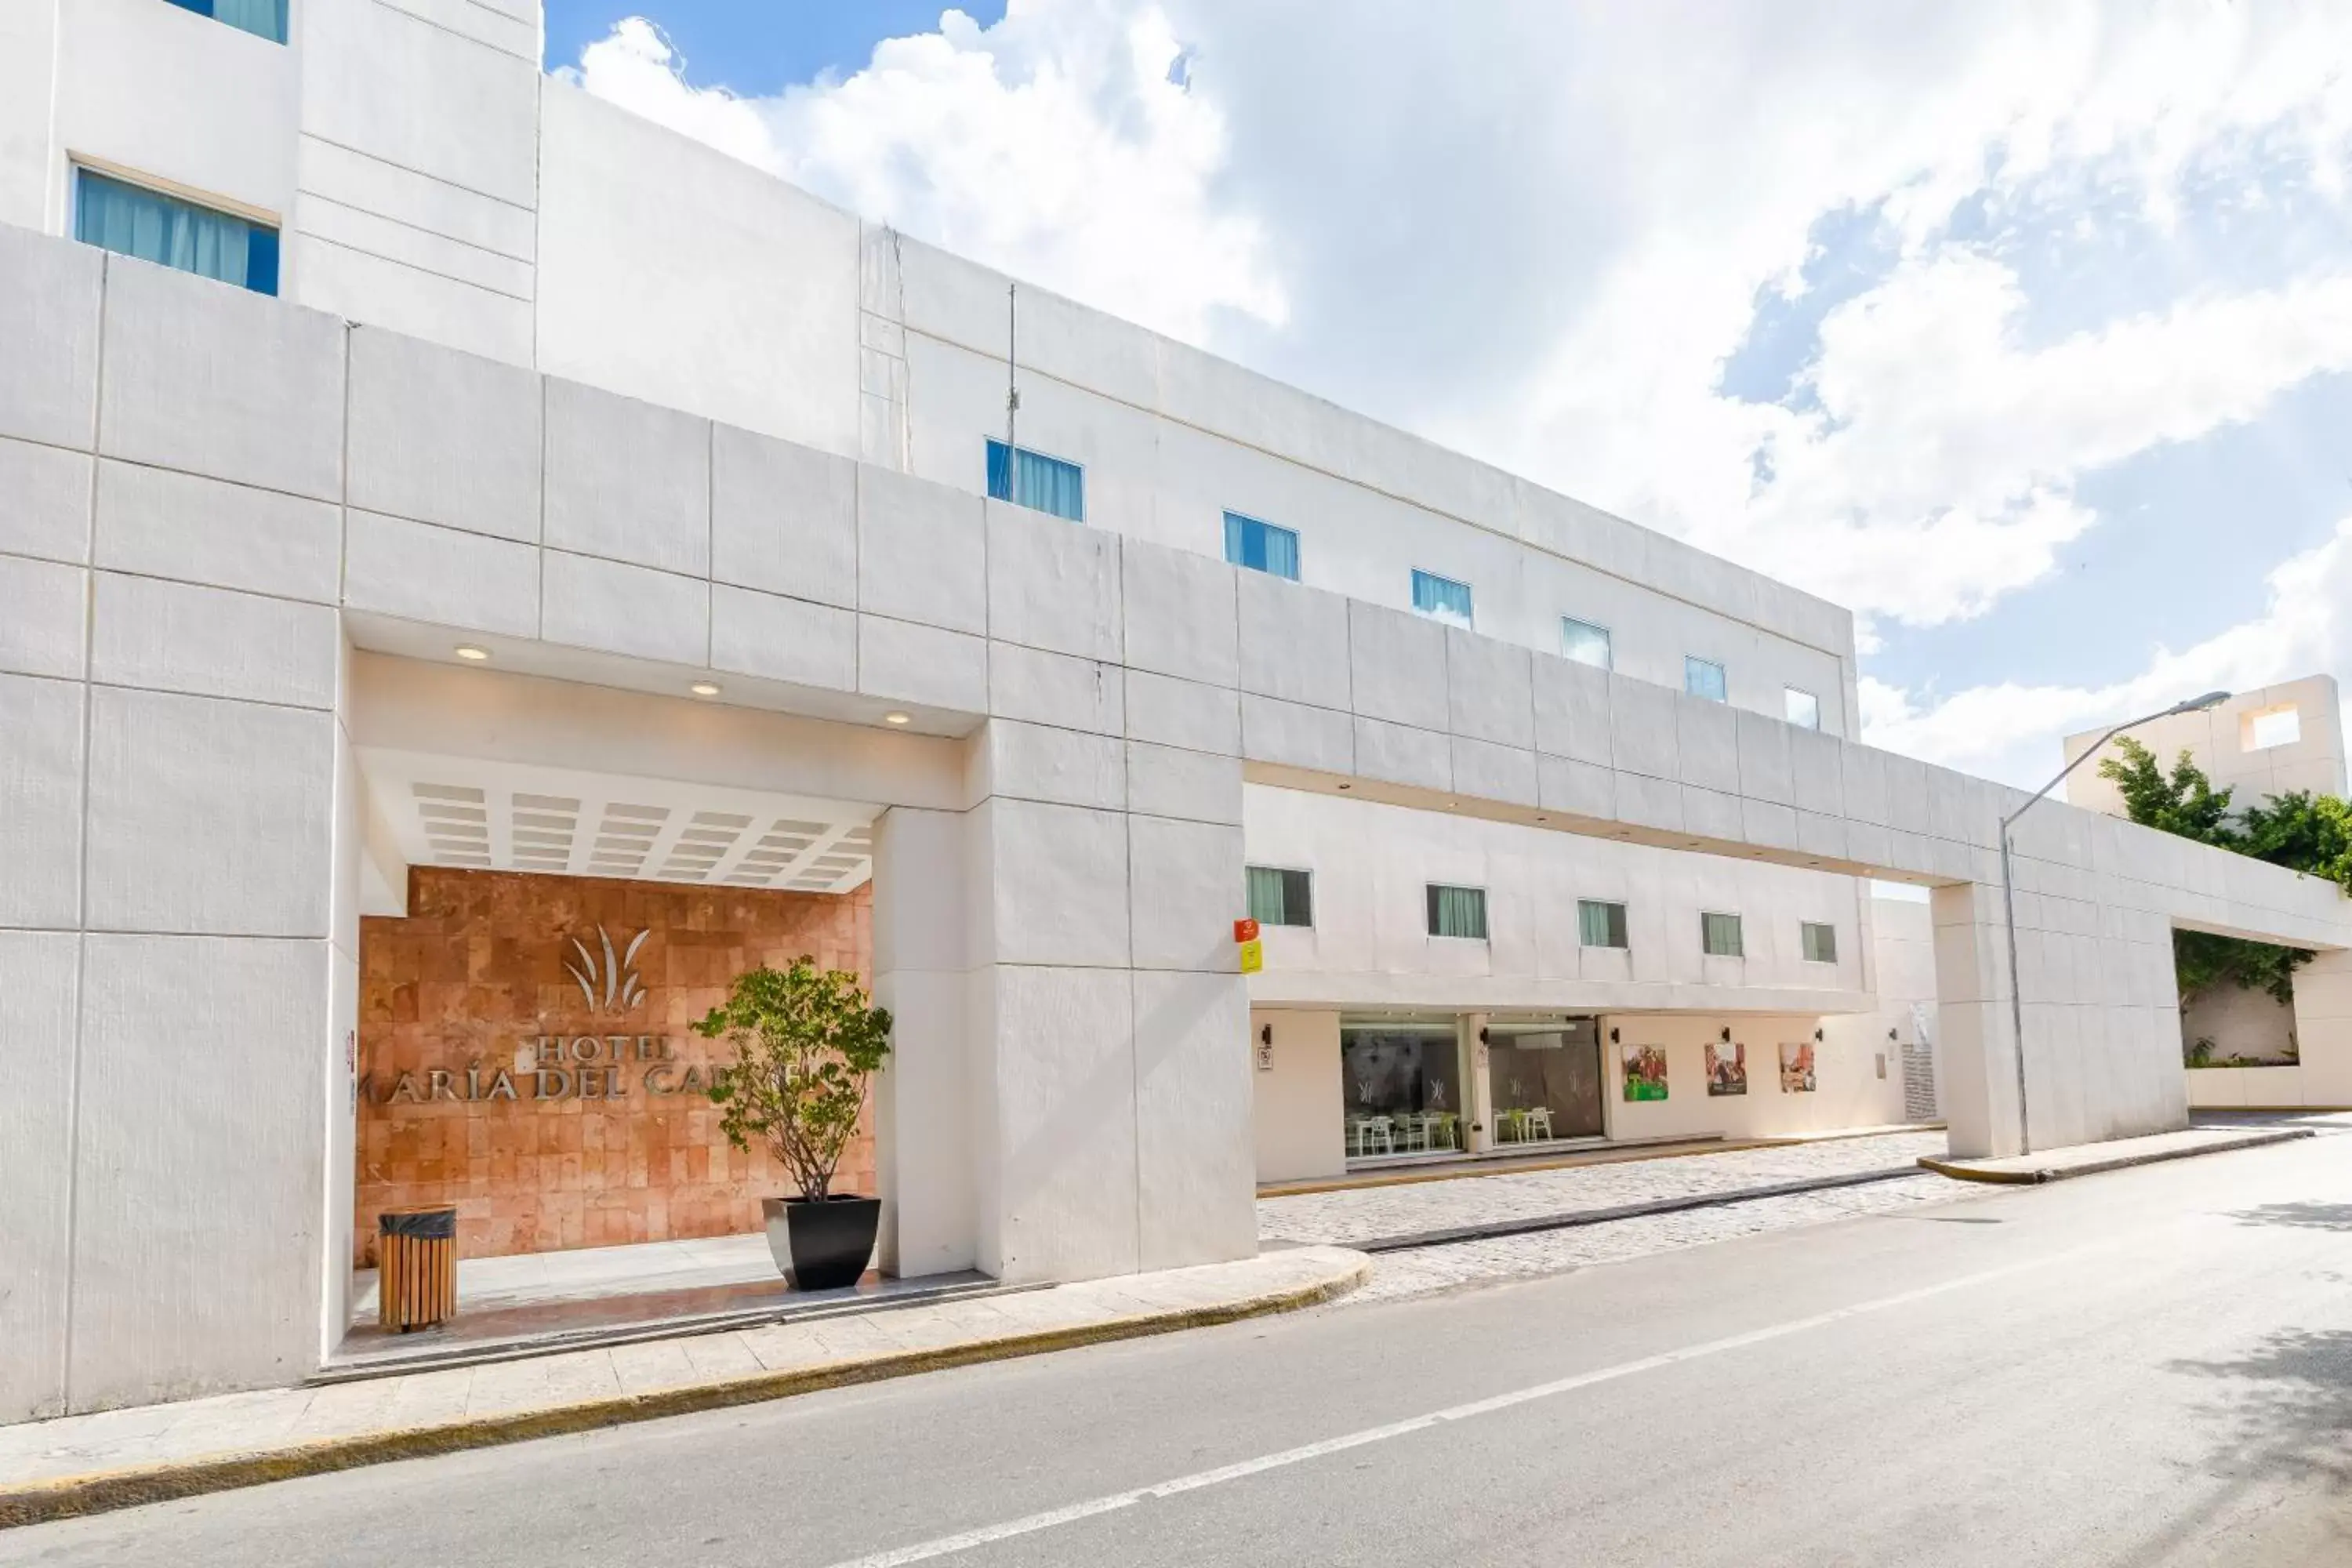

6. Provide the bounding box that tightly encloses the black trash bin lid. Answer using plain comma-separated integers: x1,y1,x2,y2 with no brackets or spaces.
379,1207,457,1240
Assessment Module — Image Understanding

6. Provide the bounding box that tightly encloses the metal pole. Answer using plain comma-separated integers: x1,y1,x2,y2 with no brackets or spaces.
2000,826,2029,1155
1996,691,2228,1157
1005,282,1020,510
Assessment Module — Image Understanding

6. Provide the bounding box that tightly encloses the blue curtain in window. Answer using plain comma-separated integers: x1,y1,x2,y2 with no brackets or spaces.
1412,571,1474,626
165,0,287,42
986,439,1084,521
214,0,289,40
75,171,278,294
1225,514,1299,580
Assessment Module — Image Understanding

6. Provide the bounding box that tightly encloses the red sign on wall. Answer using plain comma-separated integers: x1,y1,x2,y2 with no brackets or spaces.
1233,917,1260,942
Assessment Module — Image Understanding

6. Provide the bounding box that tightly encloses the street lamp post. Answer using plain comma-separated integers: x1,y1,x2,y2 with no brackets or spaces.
1998,690,2230,1156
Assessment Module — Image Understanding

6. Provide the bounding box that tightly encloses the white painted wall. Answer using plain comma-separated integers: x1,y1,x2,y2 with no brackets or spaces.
1246,786,1873,1014
1601,1011,1905,1140
534,79,862,455
0,0,60,231
2065,676,2347,815
1250,1008,1345,1183
53,0,299,228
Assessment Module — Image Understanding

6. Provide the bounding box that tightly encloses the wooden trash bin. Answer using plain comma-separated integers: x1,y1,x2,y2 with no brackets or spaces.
378,1207,459,1332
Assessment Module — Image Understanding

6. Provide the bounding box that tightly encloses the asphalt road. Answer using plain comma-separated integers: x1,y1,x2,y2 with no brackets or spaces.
9,1135,2352,1567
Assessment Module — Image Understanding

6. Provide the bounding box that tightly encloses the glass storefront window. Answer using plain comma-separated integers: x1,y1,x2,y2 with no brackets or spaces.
1340,1022,1464,1157
1486,1017,1606,1143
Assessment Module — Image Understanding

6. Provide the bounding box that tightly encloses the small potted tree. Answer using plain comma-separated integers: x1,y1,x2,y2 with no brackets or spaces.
695,958,893,1290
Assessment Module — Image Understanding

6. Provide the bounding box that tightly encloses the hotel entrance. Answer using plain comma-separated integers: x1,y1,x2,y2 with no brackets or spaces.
1483,1017,1607,1145
332,649,977,1370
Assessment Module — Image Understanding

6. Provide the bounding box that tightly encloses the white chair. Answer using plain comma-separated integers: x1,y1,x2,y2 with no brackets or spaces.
1360,1116,1392,1155
1526,1107,1553,1141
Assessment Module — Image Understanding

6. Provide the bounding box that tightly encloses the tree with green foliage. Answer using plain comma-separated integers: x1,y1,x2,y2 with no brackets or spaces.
694,958,893,1203
2096,736,2346,1011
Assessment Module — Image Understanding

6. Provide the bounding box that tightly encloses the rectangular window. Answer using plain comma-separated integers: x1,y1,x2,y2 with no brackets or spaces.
1426,884,1488,940
164,0,288,44
2245,705,2301,751
1801,921,1838,963
1784,688,1820,730
1246,866,1312,928
1223,512,1300,580
1577,899,1628,949
1700,911,1744,957
1685,657,1727,702
74,169,279,295
985,439,1084,522
1410,570,1474,628
1561,617,1613,670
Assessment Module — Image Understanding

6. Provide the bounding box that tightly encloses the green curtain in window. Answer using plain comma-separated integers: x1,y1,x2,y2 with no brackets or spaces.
1247,866,1290,927
1578,900,1624,948
77,172,250,289
1431,885,1486,939
1702,913,1744,957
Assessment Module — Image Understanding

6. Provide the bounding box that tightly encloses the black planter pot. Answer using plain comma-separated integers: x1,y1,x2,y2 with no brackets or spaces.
761,1195,880,1291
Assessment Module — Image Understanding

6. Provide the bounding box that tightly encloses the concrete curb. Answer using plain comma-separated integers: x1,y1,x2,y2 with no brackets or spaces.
0,1252,1370,1531
1348,1166,1922,1254
1918,1127,2313,1185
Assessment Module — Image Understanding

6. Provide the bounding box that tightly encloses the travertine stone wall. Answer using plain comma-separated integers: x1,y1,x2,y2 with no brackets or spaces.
357,868,872,1262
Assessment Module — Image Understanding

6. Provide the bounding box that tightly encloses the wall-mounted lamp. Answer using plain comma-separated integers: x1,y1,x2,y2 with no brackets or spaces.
1260,1024,1272,1047
1814,1027,1824,1043
1477,1026,1490,1044
1720,1026,1732,1043
1610,1027,1620,1044
1888,1026,1899,1042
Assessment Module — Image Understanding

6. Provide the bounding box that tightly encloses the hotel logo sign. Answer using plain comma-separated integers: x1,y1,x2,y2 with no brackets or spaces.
564,925,648,1016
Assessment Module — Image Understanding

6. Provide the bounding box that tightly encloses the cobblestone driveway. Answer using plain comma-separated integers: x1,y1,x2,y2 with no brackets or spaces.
1343,1171,1974,1303
1258,1130,1952,1248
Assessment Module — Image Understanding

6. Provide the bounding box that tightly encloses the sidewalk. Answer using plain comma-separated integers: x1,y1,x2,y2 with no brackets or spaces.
1918,1123,2314,1184
0,1245,1367,1530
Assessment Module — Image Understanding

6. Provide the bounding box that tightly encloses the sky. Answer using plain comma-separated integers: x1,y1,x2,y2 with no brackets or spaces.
543,1,2352,789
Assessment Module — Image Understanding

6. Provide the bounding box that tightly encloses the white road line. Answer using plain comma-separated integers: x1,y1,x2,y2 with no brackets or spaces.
818,1243,2114,1568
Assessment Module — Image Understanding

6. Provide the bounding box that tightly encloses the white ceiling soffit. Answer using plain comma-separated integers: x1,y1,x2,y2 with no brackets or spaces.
357,748,878,895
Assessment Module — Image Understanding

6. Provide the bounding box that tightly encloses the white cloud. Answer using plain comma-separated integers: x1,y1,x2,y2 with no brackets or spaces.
564,7,1285,345
559,1,2352,771
1860,514,2352,786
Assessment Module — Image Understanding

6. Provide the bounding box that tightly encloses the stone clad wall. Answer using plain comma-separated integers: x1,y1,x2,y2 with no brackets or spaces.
356,868,873,1263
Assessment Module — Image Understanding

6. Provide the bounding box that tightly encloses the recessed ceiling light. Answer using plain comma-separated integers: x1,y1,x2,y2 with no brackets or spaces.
1535,815,1548,823
1337,782,1352,791
454,645,489,662
690,681,720,697
884,712,912,726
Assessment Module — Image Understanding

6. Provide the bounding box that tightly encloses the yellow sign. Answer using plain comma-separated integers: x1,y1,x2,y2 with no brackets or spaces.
1238,938,1264,974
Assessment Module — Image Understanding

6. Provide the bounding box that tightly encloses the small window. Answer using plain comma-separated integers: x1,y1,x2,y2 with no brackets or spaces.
985,439,1084,522
164,0,288,44
1411,570,1474,629
2244,705,2301,751
1686,657,1727,702
1800,921,1838,963
1246,866,1312,928
1700,911,1744,957
1224,513,1300,580
1562,618,1613,670
1784,688,1820,731
1577,899,1628,949
1427,884,1488,940
74,169,280,295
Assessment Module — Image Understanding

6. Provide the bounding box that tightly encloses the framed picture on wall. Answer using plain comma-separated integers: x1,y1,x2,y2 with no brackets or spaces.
1780,1040,1817,1093
1705,1040,1747,1096
1621,1043,1668,1102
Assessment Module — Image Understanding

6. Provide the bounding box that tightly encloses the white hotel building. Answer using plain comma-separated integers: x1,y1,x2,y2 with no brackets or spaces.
5,0,2352,1420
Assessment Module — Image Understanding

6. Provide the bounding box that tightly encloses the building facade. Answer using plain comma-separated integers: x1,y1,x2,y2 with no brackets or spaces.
6,0,2352,1421
2064,676,2350,1102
